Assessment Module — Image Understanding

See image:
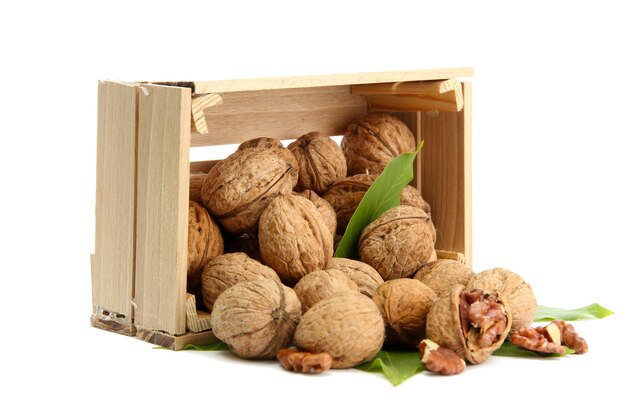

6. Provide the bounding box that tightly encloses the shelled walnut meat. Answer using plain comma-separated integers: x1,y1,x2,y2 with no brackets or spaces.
341,113,416,175
187,201,223,293
211,278,301,359
359,205,436,280
326,257,384,297
294,292,385,368
372,279,436,348
294,190,337,236
426,285,512,364
259,194,334,286
294,269,359,313
201,252,280,311
414,259,475,297
287,132,347,195
323,174,430,234
201,147,298,234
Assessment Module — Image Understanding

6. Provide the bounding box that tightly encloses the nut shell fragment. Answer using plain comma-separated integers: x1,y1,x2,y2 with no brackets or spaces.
326,257,384,297
413,260,475,297
294,269,359,313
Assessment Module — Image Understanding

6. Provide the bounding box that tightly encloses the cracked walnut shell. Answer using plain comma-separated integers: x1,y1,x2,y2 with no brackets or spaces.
294,269,359,313
287,132,347,195
201,147,298,234
211,278,301,359
326,257,383,297
294,292,384,368
259,194,334,286
294,190,337,236
341,113,416,175
413,260,475,297
359,205,436,280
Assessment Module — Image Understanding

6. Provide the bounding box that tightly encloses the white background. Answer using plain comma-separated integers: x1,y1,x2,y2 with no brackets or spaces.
1,1,625,416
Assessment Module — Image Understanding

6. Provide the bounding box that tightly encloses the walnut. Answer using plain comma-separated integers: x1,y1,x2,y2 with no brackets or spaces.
200,252,280,311
211,278,301,359
287,132,347,195
189,173,208,203
259,194,334,286
326,257,384,297
466,268,537,332
341,113,416,175
237,137,284,151
510,322,567,354
372,278,436,348
294,190,337,236
277,347,333,374
201,147,298,234
418,339,466,375
359,205,436,280
293,269,359,313
187,201,224,296
413,260,475,297
426,285,512,364
322,174,430,234
294,292,385,368
223,233,262,262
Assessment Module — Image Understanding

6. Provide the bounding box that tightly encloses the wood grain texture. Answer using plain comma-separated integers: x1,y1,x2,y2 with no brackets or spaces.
191,68,474,94
135,84,191,335
93,81,138,325
357,80,463,112
191,93,223,134
190,160,220,173
420,82,472,267
136,329,219,350
91,314,136,336
185,294,211,333
191,86,367,146
352,79,461,96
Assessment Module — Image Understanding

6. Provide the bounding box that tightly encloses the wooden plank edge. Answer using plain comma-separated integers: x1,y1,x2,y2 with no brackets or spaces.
436,249,467,264
91,314,136,337
136,328,219,351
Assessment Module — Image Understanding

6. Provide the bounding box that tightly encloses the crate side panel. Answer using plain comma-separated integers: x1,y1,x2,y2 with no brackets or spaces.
135,85,191,335
420,82,472,266
93,81,137,320
191,86,367,146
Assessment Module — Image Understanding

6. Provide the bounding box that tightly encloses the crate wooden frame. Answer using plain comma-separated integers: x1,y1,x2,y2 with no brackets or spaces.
91,68,474,349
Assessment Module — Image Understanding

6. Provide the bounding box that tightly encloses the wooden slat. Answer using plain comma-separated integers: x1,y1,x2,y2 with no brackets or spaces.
136,329,219,350
420,82,472,267
190,160,220,173
352,79,460,95
191,93,223,134
356,79,463,112
92,81,137,327
135,84,191,335
190,68,474,94
191,86,367,146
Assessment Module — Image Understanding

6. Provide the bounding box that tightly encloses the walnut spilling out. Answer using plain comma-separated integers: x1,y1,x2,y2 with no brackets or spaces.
277,347,333,374
511,320,588,354
418,339,466,376
459,289,508,350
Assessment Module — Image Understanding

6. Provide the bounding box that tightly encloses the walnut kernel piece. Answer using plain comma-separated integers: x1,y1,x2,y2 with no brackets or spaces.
277,348,333,374
419,339,466,376
554,320,588,354
510,324,567,355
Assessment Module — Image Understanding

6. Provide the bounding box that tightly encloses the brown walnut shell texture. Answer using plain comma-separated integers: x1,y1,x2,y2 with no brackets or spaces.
200,252,280,311
359,205,436,280
323,174,430,234
341,113,416,175
259,194,334,286
211,278,301,359
187,201,224,279
372,279,436,348
287,132,347,195
413,259,475,298
201,147,298,234
426,284,512,365
466,268,537,332
189,173,208,203
237,137,284,152
326,257,384,297
294,190,337,236
294,292,385,368
293,269,359,313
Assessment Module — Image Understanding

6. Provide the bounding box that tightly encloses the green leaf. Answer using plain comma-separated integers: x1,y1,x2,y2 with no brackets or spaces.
181,342,229,351
534,303,614,322
334,142,424,259
355,350,425,386
494,341,574,358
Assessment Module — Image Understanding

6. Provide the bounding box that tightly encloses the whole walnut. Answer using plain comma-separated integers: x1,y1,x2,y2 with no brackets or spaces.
323,174,430,234
201,147,298,234
341,113,416,175
237,137,284,151
413,260,475,297
293,269,358,313
259,194,334,286
211,278,301,359
372,279,436,348
294,190,337,236
294,292,384,368
187,201,224,296
326,257,384,297
223,233,262,262
287,132,347,195
466,268,537,332
201,252,280,311
426,284,512,365
359,205,436,280
189,173,208,203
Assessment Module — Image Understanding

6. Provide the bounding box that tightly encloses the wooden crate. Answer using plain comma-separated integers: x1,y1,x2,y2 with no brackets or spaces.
91,68,474,349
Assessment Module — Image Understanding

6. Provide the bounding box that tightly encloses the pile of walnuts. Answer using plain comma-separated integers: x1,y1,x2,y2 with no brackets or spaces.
187,113,587,377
